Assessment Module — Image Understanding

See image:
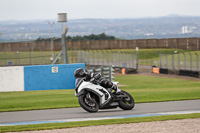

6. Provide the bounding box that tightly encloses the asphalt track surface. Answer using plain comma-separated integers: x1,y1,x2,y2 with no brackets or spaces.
0,100,200,125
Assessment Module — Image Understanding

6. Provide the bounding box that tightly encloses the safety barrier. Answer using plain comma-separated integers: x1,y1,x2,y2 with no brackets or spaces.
152,67,200,78
0,66,24,92
0,63,85,92
179,70,199,77
159,68,169,74
87,66,115,81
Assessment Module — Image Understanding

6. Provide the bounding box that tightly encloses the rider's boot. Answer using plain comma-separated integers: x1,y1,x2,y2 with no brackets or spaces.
112,84,121,94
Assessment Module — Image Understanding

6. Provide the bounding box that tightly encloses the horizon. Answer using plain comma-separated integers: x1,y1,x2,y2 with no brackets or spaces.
1,14,200,22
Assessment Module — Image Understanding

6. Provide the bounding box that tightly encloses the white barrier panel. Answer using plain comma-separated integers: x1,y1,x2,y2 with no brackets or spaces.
0,66,24,92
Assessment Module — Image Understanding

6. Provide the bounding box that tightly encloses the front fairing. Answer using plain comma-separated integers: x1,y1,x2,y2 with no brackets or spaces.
75,81,111,105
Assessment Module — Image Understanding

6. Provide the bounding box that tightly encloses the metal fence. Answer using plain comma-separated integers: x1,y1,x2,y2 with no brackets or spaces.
76,50,138,69
159,52,200,71
0,50,62,66
0,49,138,70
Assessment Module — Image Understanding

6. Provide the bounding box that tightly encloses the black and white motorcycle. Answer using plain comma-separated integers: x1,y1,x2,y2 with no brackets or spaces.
75,76,135,113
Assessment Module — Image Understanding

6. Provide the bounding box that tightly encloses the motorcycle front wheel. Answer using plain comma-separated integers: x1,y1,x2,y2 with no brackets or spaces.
78,94,99,113
118,90,135,110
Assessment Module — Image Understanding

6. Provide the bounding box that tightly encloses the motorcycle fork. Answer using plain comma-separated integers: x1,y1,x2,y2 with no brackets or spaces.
86,92,92,99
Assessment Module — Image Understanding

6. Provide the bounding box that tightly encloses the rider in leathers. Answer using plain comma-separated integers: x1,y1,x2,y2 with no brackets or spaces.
74,68,119,93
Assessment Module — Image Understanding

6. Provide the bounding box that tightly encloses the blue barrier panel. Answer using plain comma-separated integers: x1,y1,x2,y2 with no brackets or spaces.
24,63,85,91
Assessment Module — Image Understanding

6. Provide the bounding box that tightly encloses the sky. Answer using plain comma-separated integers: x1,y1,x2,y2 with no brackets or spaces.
0,0,200,21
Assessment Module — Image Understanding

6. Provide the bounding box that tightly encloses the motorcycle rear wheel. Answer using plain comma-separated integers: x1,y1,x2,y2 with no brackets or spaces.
118,90,135,110
78,94,99,113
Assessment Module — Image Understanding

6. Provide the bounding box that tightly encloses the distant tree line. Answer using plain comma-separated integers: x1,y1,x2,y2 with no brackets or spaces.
35,33,118,42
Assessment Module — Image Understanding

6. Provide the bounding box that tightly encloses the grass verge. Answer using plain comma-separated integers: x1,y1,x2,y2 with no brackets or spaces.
116,74,200,103
0,113,200,132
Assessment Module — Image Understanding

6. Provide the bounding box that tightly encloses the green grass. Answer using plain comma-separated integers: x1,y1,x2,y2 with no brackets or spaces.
0,74,200,112
0,113,200,133
115,75,200,103
0,89,77,112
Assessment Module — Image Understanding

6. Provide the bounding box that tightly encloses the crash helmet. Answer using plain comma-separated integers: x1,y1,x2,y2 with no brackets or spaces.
74,68,86,78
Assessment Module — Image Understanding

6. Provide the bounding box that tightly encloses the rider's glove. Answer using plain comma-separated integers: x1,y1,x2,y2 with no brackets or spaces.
94,73,101,80
90,73,101,84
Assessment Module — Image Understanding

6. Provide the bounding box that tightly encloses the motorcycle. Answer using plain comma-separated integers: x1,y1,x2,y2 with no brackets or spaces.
75,77,135,113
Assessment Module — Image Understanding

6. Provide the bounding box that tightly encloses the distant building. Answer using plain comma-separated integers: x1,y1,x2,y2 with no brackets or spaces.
181,26,196,34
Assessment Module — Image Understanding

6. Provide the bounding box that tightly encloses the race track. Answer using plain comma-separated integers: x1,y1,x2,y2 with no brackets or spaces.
0,100,200,126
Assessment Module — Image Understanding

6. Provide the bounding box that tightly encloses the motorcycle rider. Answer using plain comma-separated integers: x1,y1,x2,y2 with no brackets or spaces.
74,68,120,93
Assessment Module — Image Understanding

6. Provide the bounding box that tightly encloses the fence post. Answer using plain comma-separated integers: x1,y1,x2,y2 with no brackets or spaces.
195,53,199,71
159,51,162,68
113,51,116,66
102,50,104,65
172,53,174,70
83,50,87,64
118,51,120,67
135,51,138,70
123,51,126,68
124,51,127,68
188,52,192,71
111,50,114,66
106,51,109,66
40,43,44,64
128,51,131,68
109,66,112,81
87,50,90,65
119,51,122,67
92,50,95,65
80,50,83,63
165,52,168,69
71,49,73,63
178,53,180,70
132,51,134,69
182,52,186,70
97,50,99,65
107,51,110,66
78,50,81,63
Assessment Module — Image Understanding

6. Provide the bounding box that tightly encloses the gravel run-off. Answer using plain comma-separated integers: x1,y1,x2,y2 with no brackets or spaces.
11,118,200,133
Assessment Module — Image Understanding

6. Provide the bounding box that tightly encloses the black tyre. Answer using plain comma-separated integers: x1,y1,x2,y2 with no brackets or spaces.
78,94,99,113
118,90,135,110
